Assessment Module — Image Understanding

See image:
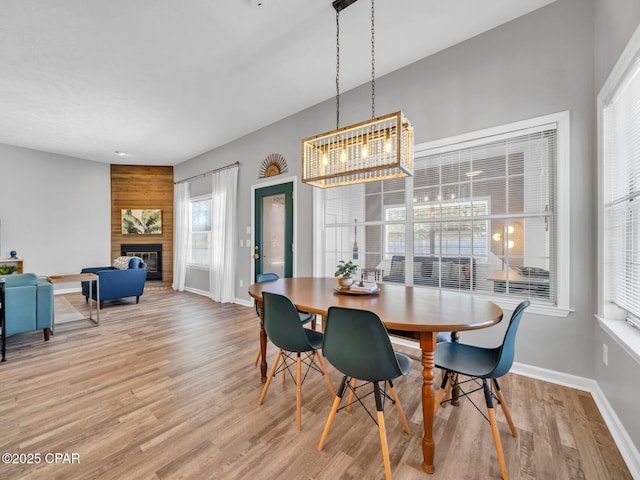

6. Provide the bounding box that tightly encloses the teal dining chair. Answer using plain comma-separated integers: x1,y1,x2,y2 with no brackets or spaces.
434,300,530,480
317,306,411,480
253,272,314,366
258,292,335,431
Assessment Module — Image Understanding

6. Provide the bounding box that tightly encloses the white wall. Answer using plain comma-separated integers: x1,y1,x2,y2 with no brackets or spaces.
0,144,111,281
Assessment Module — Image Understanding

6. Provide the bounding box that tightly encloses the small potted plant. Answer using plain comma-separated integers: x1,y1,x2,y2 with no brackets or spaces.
0,265,17,275
335,260,358,288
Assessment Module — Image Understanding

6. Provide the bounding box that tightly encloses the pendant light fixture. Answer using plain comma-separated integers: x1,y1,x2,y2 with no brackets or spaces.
302,0,414,188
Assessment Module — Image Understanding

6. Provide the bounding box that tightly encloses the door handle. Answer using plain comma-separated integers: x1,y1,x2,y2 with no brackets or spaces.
253,253,260,260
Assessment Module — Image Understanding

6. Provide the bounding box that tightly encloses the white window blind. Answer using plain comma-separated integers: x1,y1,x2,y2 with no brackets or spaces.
604,61,640,324
317,120,559,305
189,197,211,266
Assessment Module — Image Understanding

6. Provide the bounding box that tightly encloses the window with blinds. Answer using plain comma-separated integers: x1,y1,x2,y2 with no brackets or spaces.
603,56,640,326
317,119,560,305
189,196,211,266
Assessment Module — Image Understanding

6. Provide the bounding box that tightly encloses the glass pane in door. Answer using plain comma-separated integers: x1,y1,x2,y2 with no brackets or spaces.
262,193,286,278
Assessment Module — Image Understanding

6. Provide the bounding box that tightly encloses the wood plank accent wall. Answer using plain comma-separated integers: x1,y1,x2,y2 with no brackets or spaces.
110,165,174,286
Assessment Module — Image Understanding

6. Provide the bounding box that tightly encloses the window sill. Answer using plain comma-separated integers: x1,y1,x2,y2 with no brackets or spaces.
387,283,572,317
473,293,572,318
596,315,640,366
186,264,209,271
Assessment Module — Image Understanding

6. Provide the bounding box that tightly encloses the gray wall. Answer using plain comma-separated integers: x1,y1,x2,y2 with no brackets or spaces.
175,0,598,377
594,0,640,457
0,143,111,281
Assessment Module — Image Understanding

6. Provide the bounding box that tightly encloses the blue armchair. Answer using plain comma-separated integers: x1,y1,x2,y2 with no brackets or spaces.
81,257,147,309
2,273,53,341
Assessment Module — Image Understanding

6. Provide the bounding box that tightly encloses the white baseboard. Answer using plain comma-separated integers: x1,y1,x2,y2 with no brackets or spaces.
53,287,82,295
234,297,253,308
387,338,640,477
183,286,210,297
511,362,640,479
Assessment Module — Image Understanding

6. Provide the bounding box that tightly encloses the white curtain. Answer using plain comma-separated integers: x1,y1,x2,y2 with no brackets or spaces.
172,181,190,291
209,164,238,303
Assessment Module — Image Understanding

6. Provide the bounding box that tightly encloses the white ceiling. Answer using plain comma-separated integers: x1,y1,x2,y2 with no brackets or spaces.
0,0,556,166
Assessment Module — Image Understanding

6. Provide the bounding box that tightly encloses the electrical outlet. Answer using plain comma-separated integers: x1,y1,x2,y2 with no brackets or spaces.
239,279,243,287
603,343,608,366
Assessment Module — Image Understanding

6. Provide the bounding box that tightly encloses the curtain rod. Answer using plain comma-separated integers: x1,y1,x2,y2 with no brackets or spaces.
174,161,239,184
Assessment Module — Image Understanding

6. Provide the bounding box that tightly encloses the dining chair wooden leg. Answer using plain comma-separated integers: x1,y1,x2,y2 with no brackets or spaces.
374,383,392,480
296,353,302,431
254,348,261,367
444,376,454,405
259,349,283,405
314,350,336,397
493,378,517,437
484,379,508,480
318,376,348,451
347,378,357,412
437,369,450,407
282,354,288,382
434,371,450,415
387,380,410,434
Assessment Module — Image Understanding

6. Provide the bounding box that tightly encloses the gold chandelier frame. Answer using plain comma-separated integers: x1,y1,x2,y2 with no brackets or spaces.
302,111,413,188
301,0,414,188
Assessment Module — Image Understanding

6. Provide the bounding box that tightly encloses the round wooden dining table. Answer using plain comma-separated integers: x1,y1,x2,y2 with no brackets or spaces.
248,277,503,475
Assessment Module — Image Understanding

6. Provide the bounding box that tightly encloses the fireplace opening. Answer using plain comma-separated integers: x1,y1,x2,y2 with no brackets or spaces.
121,244,162,281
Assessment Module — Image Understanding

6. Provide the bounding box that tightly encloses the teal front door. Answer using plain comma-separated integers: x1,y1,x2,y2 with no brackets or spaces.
254,182,294,279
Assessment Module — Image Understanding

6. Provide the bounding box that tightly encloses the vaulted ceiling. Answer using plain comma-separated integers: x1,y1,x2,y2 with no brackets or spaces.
0,0,556,166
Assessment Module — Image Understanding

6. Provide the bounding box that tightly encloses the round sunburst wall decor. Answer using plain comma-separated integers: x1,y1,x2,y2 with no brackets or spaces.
259,153,288,178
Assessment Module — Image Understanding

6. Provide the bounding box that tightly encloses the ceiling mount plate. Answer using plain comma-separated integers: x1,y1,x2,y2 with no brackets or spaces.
333,0,358,13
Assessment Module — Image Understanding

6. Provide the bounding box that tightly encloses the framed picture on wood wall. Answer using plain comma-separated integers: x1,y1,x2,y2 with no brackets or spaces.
121,209,162,235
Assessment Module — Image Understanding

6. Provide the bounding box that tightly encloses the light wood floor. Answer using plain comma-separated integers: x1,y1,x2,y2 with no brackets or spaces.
0,289,631,480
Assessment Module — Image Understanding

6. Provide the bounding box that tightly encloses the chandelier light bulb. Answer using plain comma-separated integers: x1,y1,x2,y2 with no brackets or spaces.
341,149,347,162
361,144,369,158
322,153,328,165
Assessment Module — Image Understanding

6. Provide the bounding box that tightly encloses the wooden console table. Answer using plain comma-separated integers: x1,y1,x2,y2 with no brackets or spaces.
0,258,23,274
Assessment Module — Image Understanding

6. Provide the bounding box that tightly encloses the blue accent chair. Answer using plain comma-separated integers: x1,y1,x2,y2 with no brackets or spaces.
2,273,53,341
81,257,147,309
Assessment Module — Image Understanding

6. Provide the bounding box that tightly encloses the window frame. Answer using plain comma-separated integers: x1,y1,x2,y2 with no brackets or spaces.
314,111,571,317
597,23,640,362
187,194,212,268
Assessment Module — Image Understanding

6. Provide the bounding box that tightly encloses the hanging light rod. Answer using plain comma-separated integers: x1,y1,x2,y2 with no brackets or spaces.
333,0,358,12
302,0,414,188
